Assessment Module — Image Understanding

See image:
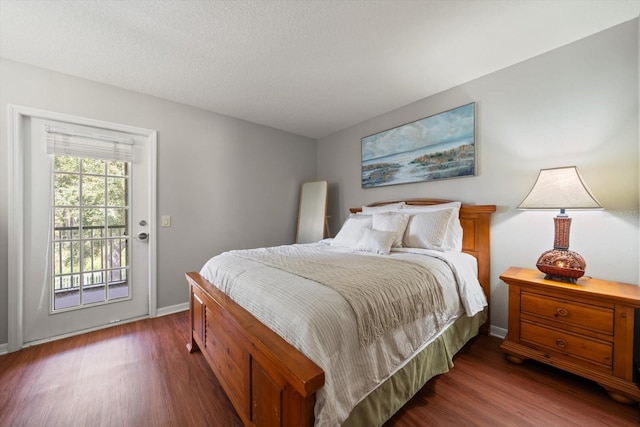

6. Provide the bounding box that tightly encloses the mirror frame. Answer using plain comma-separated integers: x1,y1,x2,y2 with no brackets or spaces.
296,180,328,243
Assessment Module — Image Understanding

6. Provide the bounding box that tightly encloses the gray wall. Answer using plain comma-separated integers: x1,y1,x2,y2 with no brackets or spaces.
1,19,638,346
0,59,317,346
318,20,640,333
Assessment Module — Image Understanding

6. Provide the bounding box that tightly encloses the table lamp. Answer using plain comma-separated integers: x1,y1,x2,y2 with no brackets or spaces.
518,166,603,283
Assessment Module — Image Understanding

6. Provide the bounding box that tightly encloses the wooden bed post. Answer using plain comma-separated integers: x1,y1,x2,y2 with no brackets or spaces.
186,272,324,427
459,204,496,334
186,282,200,354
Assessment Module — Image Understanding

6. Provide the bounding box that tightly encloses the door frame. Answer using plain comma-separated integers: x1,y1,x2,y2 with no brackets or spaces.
7,104,157,352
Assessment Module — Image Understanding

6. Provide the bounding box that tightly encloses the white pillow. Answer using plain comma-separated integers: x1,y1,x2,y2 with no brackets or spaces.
446,218,463,251
372,212,410,247
353,228,396,255
401,201,461,212
402,202,463,251
331,215,372,248
361,202,406,213
403,209,454,250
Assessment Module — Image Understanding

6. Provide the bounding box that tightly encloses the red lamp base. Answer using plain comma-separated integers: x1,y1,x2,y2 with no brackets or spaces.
536,249,586,284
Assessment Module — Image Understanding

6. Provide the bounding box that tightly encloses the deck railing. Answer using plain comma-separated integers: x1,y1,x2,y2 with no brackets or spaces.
53,225,128,293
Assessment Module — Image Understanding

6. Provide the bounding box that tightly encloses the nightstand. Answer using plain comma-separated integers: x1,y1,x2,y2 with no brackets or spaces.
500,267,640,404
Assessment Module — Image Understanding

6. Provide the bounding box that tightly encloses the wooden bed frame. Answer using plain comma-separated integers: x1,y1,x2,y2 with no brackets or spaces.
186,199,496,426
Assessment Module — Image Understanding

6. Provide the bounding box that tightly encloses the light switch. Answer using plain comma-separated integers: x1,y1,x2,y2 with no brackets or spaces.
161,215,171,227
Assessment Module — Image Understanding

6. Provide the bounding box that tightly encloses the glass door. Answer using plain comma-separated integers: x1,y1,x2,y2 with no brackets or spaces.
17,115,154,345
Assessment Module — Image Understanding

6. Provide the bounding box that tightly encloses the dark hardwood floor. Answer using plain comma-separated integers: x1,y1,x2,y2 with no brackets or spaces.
1,312,638,426
0,313,242,427
386,335,640,427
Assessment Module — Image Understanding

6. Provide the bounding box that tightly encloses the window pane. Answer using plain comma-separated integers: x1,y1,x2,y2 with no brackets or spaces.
84,270,105,286
53,242,63,279
107,208,127,236
54,173,79,206
107,177,127,207
108,268,128,284
54,156,79,172
83,284,106,304
52,275,63,292
62,241,81,275
81,158,106,175
82,208,105,239
57,274,79,291
81,175,105,206
55,288,80,310
107,238,128,269
54,208,79,239
107,161,127,177
108,280,129,300
83,240,104,272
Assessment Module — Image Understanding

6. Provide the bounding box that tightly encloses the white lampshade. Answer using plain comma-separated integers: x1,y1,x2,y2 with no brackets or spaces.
518,166,603,210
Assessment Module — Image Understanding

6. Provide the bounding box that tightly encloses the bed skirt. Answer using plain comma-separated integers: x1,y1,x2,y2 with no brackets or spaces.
342,308,487,426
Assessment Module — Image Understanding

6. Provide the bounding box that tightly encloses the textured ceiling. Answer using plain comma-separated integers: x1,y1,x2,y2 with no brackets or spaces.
1,0,639,139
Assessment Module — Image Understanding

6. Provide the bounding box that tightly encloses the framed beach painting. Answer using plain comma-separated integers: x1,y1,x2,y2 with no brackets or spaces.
361,102,476,188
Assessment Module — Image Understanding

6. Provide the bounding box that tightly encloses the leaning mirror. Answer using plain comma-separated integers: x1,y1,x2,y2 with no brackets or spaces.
296,180,328,243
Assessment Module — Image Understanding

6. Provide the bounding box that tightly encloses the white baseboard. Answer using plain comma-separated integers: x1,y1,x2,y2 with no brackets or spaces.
156,302,188,317
0,342,8,355
490,325,507,339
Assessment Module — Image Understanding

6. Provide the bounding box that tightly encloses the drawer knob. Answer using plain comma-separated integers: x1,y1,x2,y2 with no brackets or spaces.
556,339,567,349
554,308,569,317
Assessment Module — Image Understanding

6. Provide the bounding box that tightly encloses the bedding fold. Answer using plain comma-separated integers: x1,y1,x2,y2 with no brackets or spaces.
230,245,448,346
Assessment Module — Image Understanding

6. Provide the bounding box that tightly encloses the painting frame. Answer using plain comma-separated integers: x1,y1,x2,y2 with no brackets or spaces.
361,102,476,188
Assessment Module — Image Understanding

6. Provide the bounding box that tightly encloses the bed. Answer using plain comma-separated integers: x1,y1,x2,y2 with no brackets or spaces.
186,199,496,426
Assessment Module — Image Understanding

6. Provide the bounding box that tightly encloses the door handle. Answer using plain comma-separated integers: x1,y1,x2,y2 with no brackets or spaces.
137,232,149,241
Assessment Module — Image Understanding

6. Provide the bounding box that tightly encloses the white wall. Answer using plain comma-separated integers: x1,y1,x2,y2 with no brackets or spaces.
318,20,640,333
0,59,317,346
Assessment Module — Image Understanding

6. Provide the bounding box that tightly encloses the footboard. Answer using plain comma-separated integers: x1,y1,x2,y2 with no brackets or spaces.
186,272,325,427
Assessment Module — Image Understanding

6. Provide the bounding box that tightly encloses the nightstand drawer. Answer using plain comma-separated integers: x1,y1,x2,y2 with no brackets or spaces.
521,321,613,368
521,292,613,335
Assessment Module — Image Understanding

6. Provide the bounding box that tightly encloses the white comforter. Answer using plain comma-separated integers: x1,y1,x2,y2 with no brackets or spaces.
200,242,487,426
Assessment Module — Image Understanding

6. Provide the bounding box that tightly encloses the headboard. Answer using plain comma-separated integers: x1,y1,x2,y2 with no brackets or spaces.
349,199,496,333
